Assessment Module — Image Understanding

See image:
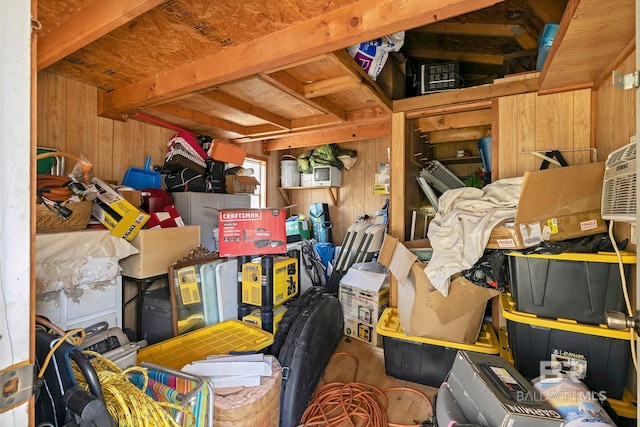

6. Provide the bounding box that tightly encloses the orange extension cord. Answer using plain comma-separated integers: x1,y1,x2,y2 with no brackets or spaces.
298,352,433,427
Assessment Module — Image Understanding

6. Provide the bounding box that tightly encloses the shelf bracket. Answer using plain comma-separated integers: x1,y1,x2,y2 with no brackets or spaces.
612,70,639,90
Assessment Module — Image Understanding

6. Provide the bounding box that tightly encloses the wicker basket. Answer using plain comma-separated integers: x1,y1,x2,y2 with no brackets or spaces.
36,200,94,234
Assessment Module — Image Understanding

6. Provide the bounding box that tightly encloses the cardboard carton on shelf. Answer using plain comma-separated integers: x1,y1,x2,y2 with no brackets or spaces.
225,175,260,194
119,225,201,279
487,162,607,250
378,235,499,344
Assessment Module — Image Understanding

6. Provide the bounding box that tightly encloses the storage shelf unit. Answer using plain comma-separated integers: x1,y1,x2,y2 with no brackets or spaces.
278,186,340,207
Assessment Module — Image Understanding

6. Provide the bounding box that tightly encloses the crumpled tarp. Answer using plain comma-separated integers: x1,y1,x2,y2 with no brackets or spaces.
36,229,139,302
425,177,523,296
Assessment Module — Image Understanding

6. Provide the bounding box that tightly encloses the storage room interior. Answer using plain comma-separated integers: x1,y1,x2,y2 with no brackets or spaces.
2,0,639,426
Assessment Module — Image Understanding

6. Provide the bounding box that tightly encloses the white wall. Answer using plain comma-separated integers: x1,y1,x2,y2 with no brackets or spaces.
0,1,32,425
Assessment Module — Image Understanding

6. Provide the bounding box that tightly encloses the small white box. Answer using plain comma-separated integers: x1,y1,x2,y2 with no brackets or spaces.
338,263,389,346
312,166,341,187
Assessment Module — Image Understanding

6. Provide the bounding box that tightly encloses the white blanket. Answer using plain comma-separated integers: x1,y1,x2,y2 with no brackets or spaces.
425,177,523,296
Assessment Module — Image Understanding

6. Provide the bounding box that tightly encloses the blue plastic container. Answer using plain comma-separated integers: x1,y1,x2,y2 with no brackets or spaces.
536,23,559,71
477,136,492,173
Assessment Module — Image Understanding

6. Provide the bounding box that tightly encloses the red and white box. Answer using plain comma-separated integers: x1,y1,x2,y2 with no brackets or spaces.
218,209,287,256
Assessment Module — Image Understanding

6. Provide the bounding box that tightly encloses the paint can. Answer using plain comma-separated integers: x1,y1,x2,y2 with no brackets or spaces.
280,155,300,187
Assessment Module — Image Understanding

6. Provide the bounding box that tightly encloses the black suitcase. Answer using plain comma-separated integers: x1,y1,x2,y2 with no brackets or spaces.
270,286,344,427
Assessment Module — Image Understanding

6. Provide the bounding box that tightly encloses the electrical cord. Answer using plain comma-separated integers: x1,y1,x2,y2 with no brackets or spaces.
299,352,433,427
607,220,638,372
72,352,191,427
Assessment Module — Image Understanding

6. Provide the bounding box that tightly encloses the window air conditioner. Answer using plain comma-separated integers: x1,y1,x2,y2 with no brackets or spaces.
601,139,636,223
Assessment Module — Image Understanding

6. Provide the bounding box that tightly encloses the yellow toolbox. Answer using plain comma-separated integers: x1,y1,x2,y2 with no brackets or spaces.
241,256,298,306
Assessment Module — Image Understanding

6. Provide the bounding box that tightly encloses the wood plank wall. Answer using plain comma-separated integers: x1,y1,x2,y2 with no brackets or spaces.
37,72,282,201
286,138,392,243
496,88,592,179
36,71,385,244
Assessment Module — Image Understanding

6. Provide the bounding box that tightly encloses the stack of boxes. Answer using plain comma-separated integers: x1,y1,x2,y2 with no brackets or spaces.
217,208,299,334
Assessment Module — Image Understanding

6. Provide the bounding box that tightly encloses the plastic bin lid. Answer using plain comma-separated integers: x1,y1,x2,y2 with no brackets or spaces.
137,319,274,370
376,307,500,354
507,250,636,264
607,387,638,419
500,292,635,340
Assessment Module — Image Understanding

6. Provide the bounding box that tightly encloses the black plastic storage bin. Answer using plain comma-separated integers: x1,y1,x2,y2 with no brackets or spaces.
376,308,499,387
507,251,635,325
501,293,632,400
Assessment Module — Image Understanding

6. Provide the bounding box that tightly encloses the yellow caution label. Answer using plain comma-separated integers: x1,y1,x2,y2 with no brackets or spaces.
177,266,201,305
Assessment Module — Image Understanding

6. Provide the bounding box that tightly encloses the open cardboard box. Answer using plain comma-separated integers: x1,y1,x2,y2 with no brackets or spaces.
487,162,607,249
378,235,499,344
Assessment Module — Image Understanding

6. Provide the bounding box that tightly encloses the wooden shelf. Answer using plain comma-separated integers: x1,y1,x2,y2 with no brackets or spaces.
278,186,340,207
438,155,483,165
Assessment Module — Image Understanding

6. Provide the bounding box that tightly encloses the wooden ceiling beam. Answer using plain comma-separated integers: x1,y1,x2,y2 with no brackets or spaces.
99,0,504,115
402,47,505,65
395,72,538,113
239,105,389,141
198,91,292,130
147,103,248,136
37,0,165,71
258,71,347,121
261,118,391,151
526,0,565,24
325,50,393,112
412,21,537,50
304,75,360,98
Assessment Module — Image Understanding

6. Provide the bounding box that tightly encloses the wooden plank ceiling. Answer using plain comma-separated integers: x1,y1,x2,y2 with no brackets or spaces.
37,0,625,151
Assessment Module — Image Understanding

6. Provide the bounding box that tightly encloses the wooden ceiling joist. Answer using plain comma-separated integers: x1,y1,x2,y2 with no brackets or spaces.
147,103,248,137
258,72,347,121
37,0,165,70
402,48,505,65
199,91,292,130
262,118,391,151
526,0,566,24
304,75,361,98
97,0,503,116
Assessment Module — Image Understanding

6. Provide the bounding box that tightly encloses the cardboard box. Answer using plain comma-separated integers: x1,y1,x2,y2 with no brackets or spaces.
225,175,260,194
118,189,142,207
208,139,247,166
378,235,499,344
119,225,201,278
91,177,150,241
218,208,287,256
446,351,564,427
339,264,389,346
487,163,607,249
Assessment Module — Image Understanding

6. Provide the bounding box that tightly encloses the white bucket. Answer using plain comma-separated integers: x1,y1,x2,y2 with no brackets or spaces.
280,155,300,187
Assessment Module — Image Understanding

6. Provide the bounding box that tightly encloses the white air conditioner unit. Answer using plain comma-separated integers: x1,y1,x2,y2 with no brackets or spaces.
601,139,636,222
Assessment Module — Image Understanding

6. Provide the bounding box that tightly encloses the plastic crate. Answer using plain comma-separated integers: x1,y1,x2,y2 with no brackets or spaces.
376,307,499,387
137,319,274,370
507,251,636,325
500,293,634,400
